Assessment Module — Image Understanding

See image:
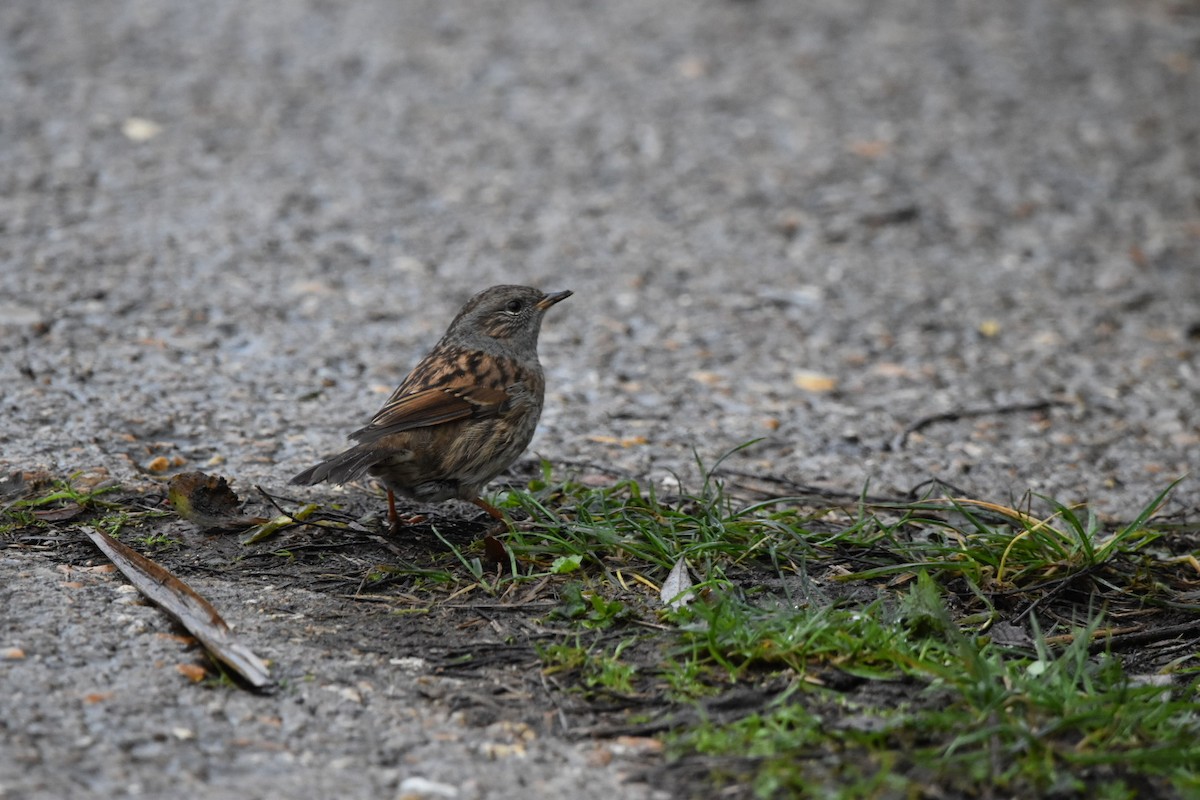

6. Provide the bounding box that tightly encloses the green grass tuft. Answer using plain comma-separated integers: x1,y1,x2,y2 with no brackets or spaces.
490,457,1199,797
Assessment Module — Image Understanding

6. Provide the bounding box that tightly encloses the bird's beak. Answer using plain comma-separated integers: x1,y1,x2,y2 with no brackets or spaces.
536,290,573,310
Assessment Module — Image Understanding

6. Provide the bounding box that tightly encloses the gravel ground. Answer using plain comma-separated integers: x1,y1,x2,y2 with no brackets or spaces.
2,0,1198,797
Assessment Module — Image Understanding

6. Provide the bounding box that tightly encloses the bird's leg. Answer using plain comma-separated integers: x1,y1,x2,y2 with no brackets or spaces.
472,496,540,536
470,497,506,521
385,491,428,531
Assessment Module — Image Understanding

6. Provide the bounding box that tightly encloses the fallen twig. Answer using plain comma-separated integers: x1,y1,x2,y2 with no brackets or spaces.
889,399,1072,451
81,526,274,691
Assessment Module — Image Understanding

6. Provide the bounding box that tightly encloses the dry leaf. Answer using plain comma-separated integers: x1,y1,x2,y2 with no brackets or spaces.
158,633,198,646
32,503,84,522
177,663,208,683
793,371,838,393
587,435,649,447
483,534,509,564
167,472,268,531
71,468,113,492
660,557,695,611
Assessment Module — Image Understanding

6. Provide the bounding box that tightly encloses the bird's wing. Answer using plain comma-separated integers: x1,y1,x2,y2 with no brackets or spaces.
349,382,510,443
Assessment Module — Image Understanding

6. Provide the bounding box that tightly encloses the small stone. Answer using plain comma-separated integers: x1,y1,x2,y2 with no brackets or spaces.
122,117,162,142
398,777,458,799
389,657,428,672
978,319,1002,337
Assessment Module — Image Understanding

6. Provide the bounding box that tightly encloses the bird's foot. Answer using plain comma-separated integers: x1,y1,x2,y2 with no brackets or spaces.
385,490,426,532
387,513,427,533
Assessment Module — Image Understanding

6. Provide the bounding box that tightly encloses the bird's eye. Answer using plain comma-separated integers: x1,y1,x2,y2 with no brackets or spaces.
504,299,523,314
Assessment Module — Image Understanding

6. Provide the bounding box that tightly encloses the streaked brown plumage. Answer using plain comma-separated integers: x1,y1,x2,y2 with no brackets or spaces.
291,285,571,524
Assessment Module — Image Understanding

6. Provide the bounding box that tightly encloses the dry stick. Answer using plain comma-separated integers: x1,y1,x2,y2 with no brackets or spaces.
540,671,573,734
255,484,297,519
715,469,995,508
712,468,906,506
81,526,273,691
889,399,1072,451
1084,621,1200,654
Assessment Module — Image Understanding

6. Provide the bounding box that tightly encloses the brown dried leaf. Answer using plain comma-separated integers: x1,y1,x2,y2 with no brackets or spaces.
177,663,208,683
70,468,112,492
483,534,509,564
167,471,268,531
586,435,649,447
32,503,84,522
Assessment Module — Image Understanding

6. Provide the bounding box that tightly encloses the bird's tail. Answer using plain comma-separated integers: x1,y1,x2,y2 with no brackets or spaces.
290,445,382,486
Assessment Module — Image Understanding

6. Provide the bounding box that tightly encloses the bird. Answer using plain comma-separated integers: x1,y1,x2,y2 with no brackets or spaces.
291,284,572,527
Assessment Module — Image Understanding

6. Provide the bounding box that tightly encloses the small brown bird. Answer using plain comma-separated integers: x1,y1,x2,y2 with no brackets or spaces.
291,285,572,525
